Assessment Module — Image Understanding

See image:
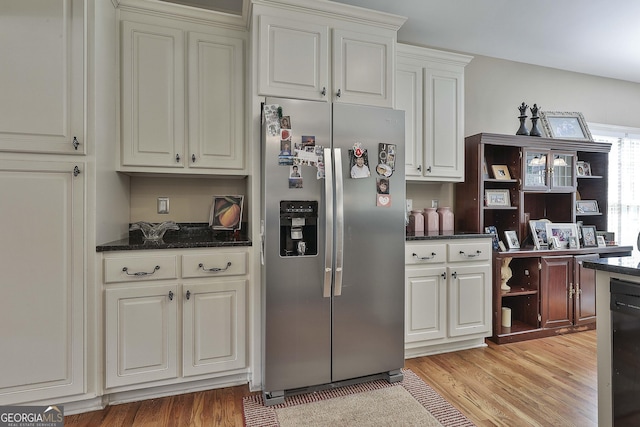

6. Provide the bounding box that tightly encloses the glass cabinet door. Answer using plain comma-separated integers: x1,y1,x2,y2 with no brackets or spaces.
523,150,548,190
550,152,575,190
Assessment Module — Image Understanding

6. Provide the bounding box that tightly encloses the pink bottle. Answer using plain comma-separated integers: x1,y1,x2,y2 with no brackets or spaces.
408,210,424,234
437,207,454,232
423,208,439,234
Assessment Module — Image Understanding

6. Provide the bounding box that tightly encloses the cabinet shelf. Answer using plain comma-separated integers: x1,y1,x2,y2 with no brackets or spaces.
576,212,603,216
484,178,518,184
499,320,537,335
483,206,518,210
501,287,538,297
577,175,603,179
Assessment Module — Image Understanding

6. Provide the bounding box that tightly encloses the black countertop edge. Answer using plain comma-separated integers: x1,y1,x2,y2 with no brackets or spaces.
96,222,251,252
583,256,640,277
406,232,491,241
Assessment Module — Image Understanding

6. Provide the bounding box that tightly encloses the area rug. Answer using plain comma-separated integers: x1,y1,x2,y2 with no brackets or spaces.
242,369,475,426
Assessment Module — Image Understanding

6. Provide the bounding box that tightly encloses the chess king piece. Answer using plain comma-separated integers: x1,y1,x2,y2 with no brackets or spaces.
516,102,529,136
529,103,542,137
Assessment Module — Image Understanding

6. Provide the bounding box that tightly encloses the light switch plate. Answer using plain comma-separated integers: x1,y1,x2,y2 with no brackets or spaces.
157,197,169,214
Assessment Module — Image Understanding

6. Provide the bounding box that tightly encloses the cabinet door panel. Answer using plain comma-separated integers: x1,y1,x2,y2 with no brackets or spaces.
183,280,246,376
396,63,423,177
258,15,329,100
405,267,446,342
424,69,463,179
121,20,184,167
0,160,84,403
541,256,573,328
188,32,244,170
574,254,599,325
448,264,492,337
105,284,179,388
0,0,84,154
333,29,392,107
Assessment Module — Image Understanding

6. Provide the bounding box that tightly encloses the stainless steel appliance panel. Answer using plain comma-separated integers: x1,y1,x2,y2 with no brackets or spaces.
262,98,332,392
331,103,405,381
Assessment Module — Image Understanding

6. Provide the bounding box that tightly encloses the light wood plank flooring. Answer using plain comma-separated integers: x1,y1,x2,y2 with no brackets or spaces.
65,331,596,426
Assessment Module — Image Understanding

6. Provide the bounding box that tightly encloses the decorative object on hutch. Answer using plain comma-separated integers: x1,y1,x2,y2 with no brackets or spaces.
437,206,454,232
516,102,529,136
423,207,439,234
455,133,633,344
539,111,593,141
529,103,543,137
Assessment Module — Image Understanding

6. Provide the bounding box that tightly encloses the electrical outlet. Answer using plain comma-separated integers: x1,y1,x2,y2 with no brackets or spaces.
157,197,169,214
431,199,439,208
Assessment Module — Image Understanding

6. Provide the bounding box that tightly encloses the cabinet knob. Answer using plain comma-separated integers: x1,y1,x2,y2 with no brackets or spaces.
321,87,326,96
441,272,447,279
459,250,481,258
452,272,457,279
186,290,191,300
198,261,232,272
192,154,196,163
122,265,160,277
426,166,432,173
176,154,181,163
412,252,436,260
168,290,174,301
72,136,80,150
336,89,341,98
73,166,81,177
417,165,422,172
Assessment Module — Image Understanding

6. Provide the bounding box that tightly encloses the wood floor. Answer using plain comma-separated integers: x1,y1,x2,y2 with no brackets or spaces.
65,331,596,427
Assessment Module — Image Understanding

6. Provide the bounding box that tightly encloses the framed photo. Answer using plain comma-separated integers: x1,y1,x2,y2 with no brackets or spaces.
540,111,593,141
529,219,551,249
210,195,244,230
576,200,599,214
485,189,511,207
580,225,598,248
568,236,579,249
498,241,507,252
550,236,562,250
484,225,499,250
575,161,592,177
545,223,579,249
491,165,511,180
504,230,520,249
597,235,607,248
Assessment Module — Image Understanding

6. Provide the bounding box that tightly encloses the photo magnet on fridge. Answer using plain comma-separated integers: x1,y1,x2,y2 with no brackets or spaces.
349,142,370,178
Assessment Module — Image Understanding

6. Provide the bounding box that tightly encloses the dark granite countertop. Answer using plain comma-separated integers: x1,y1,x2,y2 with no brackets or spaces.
406,231,491,241
583,255,640,278
97,223,251,252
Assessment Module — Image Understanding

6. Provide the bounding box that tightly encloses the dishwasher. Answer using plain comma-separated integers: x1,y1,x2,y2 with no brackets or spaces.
611,277,640,426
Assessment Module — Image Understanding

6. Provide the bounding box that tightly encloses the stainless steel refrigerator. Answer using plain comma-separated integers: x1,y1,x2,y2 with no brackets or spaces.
261,97,405,405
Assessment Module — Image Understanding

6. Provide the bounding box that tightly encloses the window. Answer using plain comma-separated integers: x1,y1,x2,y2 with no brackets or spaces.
590,124,640,256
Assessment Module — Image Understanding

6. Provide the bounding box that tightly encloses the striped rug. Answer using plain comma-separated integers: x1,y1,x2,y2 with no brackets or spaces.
243,369,475,426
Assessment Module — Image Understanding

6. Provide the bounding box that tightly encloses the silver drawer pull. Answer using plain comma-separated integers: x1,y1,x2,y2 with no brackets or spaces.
122,265,160,276
459,250,482,258
413,252,436,260
198,261,231,272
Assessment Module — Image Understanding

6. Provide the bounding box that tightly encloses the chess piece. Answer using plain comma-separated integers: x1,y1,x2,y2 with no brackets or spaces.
516,102,529,136
529,103,543,137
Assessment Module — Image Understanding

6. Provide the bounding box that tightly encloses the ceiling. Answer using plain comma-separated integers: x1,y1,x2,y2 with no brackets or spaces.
330,0,640,84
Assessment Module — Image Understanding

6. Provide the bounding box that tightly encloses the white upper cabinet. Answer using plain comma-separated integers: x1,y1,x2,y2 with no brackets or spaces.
0,0,84,154
118,8,247,174
396,44,472,181
254,0,405,108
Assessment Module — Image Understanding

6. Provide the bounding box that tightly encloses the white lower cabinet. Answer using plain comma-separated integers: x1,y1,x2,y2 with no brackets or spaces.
405,238,492,357
103,249,247,391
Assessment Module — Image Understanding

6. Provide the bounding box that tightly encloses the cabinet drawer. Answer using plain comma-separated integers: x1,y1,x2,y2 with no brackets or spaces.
182,251,247,278
447,241,491,263
405,243,446,265
104,255,178,283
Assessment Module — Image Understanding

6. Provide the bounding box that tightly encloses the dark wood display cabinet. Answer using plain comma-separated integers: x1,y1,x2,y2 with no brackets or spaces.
456,133,633,343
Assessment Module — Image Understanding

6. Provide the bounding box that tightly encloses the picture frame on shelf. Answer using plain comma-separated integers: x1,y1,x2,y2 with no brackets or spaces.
485,189,511,207
529,219,551,249
580,225,598,248
210,195,244,230
545,222,579,249
575,161,592,177
498,241,507,252
484,225,499,250
540,111,593,141
597,235,607,248
504,230,520,249
568,236,579,249
550,236,562,250
576,200,599,214
491,165,511,180
482,158,490,179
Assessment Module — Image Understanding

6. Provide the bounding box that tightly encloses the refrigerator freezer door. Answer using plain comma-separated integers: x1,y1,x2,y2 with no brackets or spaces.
262,98,332,394
331,103,405,382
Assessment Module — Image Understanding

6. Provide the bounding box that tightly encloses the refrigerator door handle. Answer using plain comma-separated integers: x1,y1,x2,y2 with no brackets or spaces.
322,147,334,298
333,148,344,296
